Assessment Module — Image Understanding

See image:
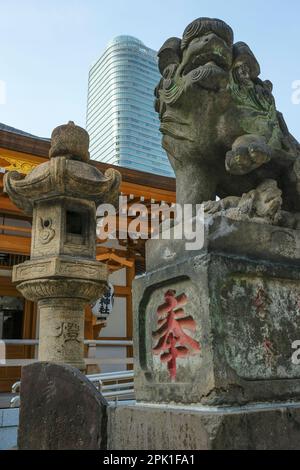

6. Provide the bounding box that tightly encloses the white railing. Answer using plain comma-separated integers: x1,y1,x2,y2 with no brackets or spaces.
0,339,133,346
10,381,20,408
85,340,133,346
0,340,39,346
1,339,134,406
10,395,20,408
87,370,134,402
0,339,39,366
0,339,133,366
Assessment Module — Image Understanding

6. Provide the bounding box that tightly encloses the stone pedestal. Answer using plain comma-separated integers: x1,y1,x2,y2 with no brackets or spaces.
18,362,108,450
114,216,300,449
108,401,300,450
134,217,300,406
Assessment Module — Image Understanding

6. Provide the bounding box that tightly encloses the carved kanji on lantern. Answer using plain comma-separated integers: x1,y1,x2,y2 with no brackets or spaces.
152,289,201,381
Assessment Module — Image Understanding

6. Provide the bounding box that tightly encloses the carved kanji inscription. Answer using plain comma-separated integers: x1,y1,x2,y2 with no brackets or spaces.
152,289,201,381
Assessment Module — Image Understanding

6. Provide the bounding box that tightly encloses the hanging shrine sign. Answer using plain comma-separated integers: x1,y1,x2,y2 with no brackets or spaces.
91,283,114,322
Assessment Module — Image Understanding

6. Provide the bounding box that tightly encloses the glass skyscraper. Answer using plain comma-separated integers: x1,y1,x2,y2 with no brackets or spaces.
86,35,173,176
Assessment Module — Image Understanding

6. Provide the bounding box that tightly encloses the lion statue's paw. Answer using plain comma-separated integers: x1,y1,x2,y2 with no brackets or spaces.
225,141,271,175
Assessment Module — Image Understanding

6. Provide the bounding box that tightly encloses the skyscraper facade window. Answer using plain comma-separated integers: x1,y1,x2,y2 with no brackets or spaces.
86,35,174,176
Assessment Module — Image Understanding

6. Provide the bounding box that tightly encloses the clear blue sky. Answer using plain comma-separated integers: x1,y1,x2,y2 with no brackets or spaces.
1,0,299,140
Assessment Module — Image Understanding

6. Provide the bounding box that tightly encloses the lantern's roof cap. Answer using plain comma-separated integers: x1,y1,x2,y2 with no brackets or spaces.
49,121,90,162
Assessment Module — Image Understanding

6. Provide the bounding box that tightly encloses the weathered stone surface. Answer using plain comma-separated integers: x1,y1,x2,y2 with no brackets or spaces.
155,17,300,213
135,222,300,405
30,198,97,259
4,156,120,217
37,299,85,369
108,402,300,450
3,122,121,371
203,179,283,226
13,256,107,284
18,362,108,450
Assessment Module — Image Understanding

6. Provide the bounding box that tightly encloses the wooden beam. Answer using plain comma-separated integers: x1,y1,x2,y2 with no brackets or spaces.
96,252,134,268
114,285,132,296
0,234,31,255
0,195,24,215
0,224,31,233
0,147,47,167
0,276,21,296
0,133,50,158
96,246,128,257
120,181,175,203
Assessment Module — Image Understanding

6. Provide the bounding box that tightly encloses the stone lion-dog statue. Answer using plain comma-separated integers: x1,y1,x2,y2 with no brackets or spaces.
155,17,300,222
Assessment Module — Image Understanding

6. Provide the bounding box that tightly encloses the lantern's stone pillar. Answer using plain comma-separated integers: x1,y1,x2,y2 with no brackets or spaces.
4,121,121,371
38,298,86,369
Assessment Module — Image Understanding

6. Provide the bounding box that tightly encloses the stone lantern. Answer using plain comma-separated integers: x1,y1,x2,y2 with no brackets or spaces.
4,121,121,371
